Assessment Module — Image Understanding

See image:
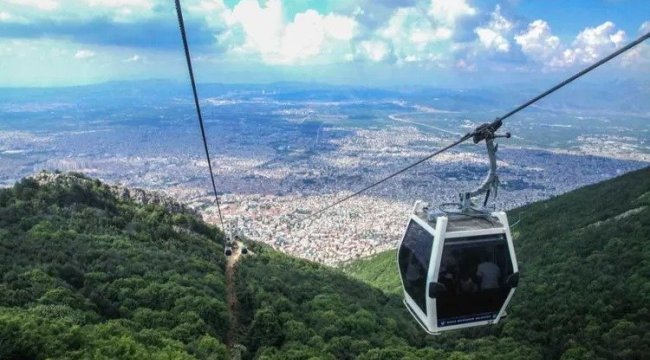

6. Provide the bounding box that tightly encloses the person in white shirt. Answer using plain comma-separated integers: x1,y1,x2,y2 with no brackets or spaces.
476,256,501,290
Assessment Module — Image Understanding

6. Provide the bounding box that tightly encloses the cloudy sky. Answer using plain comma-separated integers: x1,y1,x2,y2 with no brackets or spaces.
0,0,648,87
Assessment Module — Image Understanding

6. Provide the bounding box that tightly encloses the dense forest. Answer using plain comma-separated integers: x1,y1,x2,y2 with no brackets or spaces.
0,172,230,359
1,167,648,359
345,166,650,359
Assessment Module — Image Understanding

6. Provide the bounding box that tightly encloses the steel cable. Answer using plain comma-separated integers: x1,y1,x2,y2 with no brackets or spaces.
174,0,225,231
305,31,650,221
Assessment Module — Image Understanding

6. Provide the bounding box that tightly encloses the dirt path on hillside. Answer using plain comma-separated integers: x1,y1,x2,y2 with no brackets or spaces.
226,242,243,358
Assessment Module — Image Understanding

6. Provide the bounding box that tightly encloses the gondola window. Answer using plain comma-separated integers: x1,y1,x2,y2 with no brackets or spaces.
436,234,514,327
398,220,433,313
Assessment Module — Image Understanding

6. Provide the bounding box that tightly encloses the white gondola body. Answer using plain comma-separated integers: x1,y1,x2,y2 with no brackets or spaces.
397,204,518,334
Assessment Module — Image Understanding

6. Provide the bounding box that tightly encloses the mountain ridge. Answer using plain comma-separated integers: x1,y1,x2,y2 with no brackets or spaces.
30,170,200,219
1,167,648,359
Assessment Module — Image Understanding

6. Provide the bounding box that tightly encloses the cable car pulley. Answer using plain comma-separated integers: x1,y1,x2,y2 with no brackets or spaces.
439,119,512,215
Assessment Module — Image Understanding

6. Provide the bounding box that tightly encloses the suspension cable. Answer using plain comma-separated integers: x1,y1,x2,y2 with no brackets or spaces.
174,0,225,231
497,30,650,124
309,133,472,219
306,31,650,221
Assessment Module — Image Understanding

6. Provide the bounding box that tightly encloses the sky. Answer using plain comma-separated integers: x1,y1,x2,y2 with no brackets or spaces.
0,0,648,87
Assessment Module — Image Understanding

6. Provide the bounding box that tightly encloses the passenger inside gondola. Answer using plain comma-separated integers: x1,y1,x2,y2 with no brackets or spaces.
476,254,501,290
436,234,514,326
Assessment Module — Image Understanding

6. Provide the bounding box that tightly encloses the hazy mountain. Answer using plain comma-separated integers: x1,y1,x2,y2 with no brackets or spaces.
1,79,648,114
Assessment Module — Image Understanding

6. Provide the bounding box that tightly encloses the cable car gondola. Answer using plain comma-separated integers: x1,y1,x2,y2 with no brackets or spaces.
397,122,519,334
174,1,650,334
224,231,249,256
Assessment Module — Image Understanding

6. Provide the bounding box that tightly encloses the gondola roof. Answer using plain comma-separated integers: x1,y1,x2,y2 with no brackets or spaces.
413,208,504,232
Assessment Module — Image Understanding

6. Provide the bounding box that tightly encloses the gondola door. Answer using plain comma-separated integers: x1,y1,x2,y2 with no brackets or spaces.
397,215,446,333
432,212,519,332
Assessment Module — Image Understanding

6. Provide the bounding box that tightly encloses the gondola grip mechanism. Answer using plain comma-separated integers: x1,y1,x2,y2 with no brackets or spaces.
460,119,511,211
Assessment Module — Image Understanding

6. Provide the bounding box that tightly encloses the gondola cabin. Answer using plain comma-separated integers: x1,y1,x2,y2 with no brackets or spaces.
397,201,519,334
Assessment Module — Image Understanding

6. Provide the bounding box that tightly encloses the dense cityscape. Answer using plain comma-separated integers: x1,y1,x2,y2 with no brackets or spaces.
1,82,648,265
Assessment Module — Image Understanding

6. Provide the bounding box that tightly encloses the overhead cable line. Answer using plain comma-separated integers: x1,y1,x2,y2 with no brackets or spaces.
174,0,225,231
307,30,650,220
497,30,650,124
308,135,472,219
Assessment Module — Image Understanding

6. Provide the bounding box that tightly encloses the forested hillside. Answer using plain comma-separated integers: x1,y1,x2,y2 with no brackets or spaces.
231,241,544,359
0,173,230,359
346,166,650,359
1,167,648,359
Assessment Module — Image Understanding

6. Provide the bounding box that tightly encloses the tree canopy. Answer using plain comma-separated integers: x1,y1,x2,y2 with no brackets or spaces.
1,167,648,359
0,173,229,359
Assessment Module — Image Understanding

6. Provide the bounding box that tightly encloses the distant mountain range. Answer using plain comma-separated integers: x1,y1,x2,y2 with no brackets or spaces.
1,78,648,114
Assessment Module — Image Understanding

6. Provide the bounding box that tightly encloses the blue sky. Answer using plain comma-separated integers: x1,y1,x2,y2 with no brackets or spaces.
0,0,648,87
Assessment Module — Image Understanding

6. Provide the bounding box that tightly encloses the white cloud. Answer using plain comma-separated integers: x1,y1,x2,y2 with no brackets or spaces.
0,10,28,23
222,0,358,64
187,0,230,32
361,6,452,64
475,27,509,52
3,0,644,76
515,19,561,62
474,5,512,53
621,21,650,66
74,49,95,59
281,11,328,61
124,54,142,62
0,11,13,22
85,0,153,8
191,0,227,12
227,0,284,56
85,0,154,22
561,21,625,65
2,0,161,23
323,12,357,40
353,0,476,65
428,0,477,26
0,37,186,87
382,7,451,43
357,40,391,62
516,20,631,69
280,11,356,62
641,21,650,34
6,0,59,11
455,58,475,71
